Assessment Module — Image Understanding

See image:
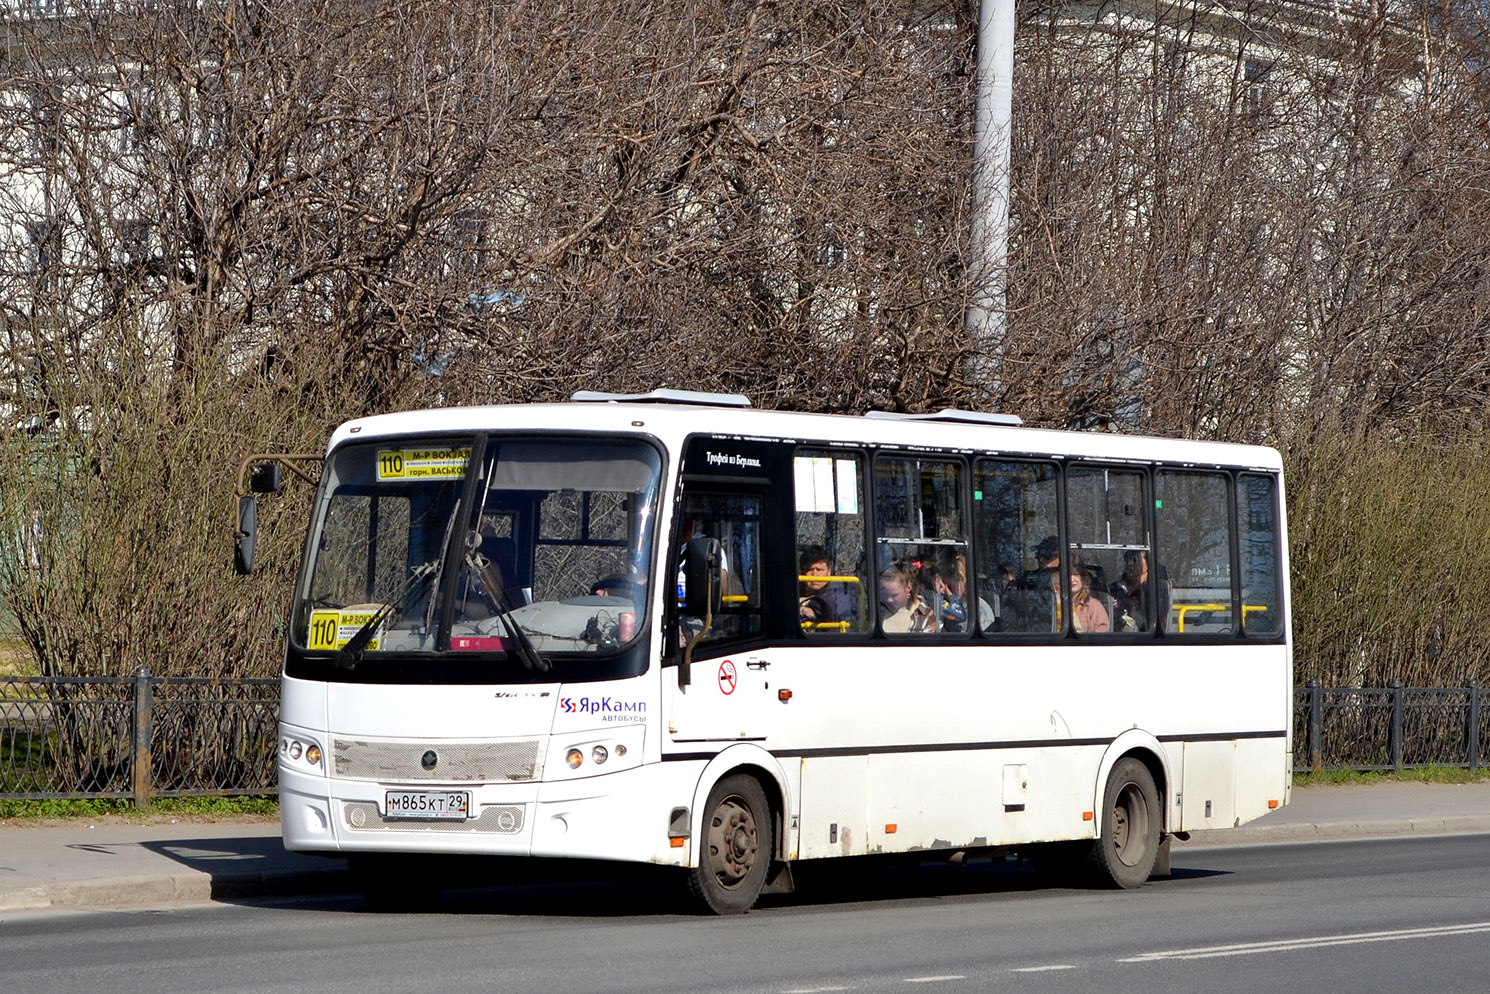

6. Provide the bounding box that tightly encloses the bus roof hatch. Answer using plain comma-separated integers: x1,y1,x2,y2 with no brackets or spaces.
863,409,1023,427
571,389,752,408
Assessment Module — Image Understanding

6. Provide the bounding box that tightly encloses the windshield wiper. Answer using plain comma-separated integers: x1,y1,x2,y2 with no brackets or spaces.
333,560,441,672
465,542,551,675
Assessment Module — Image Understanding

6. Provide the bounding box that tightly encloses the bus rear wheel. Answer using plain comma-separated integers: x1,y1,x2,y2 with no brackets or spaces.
687,774,772,914
1091,757,1161,888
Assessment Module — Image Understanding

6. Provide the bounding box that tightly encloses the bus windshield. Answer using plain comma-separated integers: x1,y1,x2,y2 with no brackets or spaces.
290,434,662,676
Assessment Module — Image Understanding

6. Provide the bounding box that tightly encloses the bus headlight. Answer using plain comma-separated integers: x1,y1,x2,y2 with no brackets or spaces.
279,734,325,771
549,727,643,779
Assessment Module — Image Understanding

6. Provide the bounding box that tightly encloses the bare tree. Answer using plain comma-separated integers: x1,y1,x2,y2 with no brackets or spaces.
2,0,1490,689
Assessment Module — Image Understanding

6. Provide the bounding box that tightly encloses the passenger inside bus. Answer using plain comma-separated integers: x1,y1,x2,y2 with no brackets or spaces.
879,565,936,634
1070,563,1111,634
931,552,994,633
993,535,1060,633
1111,549,1171,633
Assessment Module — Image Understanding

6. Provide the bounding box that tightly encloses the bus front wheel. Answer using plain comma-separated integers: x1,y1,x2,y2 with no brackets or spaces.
1092,757,1161,888
687,774,772,914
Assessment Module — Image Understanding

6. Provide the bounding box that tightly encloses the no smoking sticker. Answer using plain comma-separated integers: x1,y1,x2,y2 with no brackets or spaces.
718,660,737,695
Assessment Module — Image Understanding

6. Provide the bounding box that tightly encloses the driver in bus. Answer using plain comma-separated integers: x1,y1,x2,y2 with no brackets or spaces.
798,546,855,628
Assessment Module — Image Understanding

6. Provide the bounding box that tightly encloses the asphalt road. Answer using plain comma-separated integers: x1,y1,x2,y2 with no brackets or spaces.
3,833,1488,994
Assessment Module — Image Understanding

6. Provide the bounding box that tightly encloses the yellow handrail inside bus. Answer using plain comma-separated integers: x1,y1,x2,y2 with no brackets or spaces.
802,621,852,632
798,574,864,631
797,574,862,585
1175,603,1268,633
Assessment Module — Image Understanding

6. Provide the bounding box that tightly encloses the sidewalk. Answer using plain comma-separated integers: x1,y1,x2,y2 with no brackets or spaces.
0,817,349,915
3,781,1490,915
1177,779,1490,847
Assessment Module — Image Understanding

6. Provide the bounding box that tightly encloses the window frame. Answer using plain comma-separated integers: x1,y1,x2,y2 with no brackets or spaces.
868,449,974,640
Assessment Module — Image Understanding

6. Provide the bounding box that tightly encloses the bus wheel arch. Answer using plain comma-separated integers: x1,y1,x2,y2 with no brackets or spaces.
1094,733,1170,835
685,749,791,914
688,772,774,914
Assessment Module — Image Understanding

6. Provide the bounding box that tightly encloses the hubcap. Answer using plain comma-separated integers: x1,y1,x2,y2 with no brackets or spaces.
708,795,759,886
1112,781,1149,867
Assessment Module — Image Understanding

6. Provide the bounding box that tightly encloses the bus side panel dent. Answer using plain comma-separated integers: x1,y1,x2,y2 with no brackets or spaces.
686,744,794,868
280,779,335,852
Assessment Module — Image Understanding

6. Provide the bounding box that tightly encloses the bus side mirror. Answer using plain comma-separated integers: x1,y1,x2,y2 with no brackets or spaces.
683,536,721,617
234,495,259,574
249,462,283,493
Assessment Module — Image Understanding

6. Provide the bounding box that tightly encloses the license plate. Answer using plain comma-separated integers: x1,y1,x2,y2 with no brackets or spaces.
384,789,470,821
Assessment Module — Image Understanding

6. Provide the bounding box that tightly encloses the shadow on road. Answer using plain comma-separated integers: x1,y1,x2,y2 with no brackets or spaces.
217,851,1234,918
132,834,1232,917
136,835,352,903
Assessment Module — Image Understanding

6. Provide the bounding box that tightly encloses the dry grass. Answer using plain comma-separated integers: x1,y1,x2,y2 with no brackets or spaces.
0,644,37,681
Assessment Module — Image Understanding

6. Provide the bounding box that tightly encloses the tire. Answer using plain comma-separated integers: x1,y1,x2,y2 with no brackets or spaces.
1091,757,1162,889
687,774,773,914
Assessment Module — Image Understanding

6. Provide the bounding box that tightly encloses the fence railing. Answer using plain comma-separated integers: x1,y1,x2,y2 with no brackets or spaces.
1,668,279,806
1293,680,1490,773
3,674,1487,803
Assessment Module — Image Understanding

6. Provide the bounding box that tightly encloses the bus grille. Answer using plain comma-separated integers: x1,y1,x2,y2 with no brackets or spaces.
332,738,542,782
342,802,525,834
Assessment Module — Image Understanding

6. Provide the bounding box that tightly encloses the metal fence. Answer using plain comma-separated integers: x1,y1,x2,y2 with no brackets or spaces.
0,668,279,805
3,674,1487,803
1294,681,1490,773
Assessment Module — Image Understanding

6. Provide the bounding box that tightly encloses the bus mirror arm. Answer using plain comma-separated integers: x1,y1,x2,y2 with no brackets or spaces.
231,452,321,575
235,452,321,496
680,594,712,691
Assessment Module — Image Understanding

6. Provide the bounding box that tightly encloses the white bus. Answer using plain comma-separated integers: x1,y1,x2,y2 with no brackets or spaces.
251,389,1291,913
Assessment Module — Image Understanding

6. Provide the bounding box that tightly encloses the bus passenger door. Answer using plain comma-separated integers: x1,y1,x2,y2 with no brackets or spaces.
665,488,773,744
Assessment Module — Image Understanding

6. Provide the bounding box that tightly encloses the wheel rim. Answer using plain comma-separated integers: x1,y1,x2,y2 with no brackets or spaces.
707,793,760,888
1111,780,1151,868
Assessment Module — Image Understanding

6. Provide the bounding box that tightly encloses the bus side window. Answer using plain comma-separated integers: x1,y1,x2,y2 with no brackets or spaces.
975,460,1059,635
1155,470,1232,635
1239,474,1283,636
1066,466,1148,636
793,451,868,635
677,490,764,649
872,455,968,636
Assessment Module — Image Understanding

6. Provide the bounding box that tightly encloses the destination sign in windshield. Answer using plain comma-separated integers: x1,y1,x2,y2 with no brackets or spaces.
375,448,471,481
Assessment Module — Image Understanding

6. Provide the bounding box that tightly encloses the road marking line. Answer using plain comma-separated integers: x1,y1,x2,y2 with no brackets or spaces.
1121,921,1490,962
1012,965,1077,973
782,987,856,993
904,976,967,983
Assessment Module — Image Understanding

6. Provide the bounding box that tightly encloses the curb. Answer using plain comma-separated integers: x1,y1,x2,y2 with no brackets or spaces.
0,867,352,915
1179,814,1490,848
